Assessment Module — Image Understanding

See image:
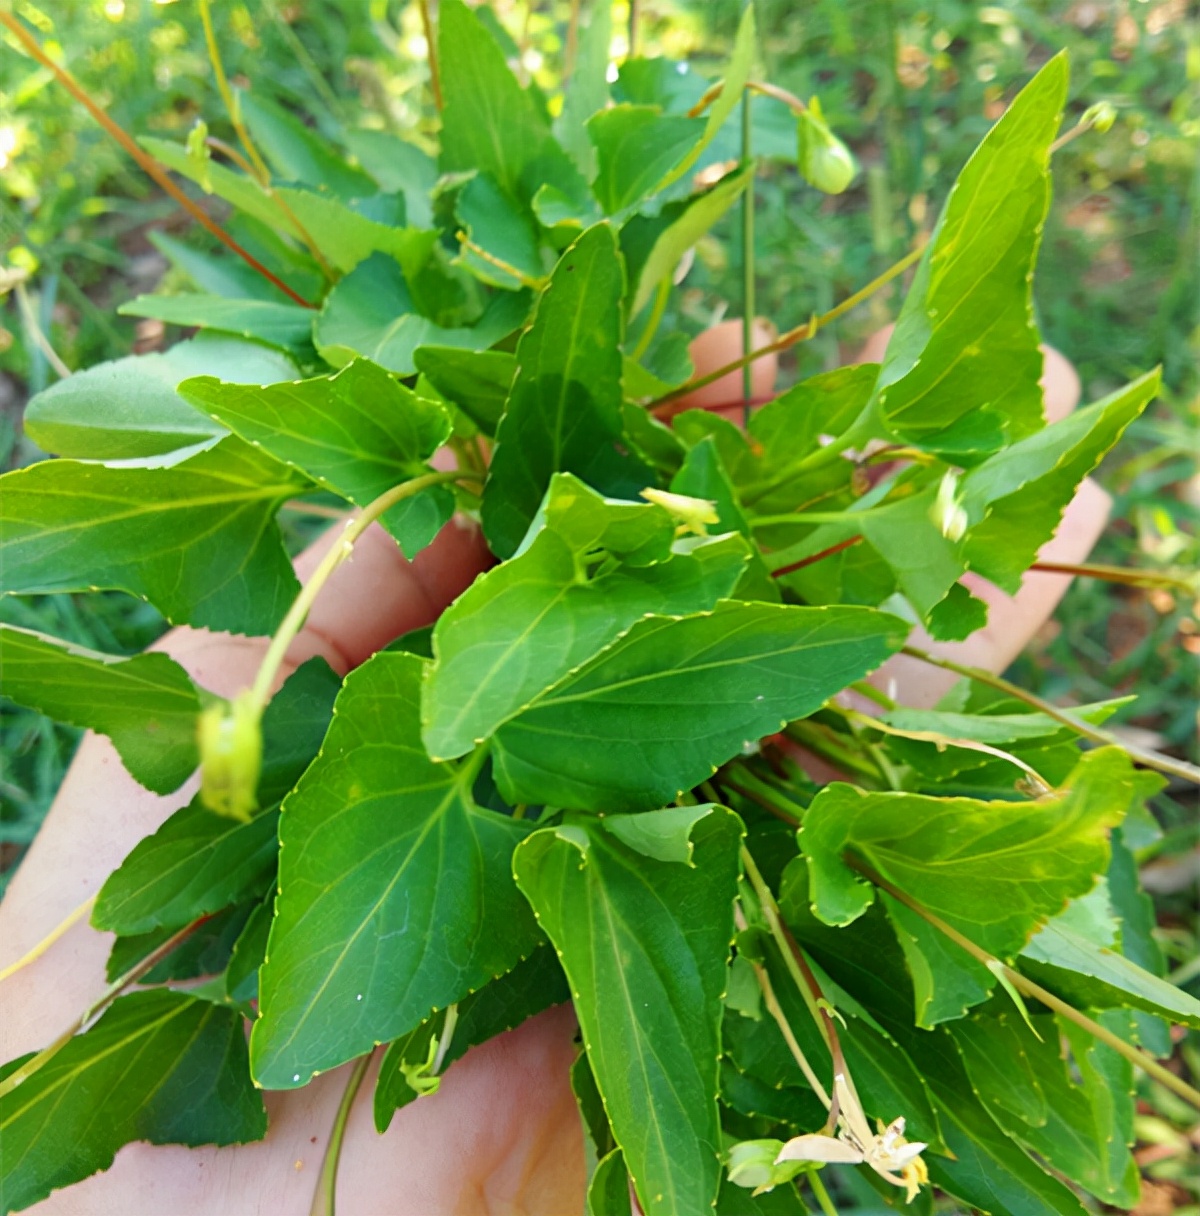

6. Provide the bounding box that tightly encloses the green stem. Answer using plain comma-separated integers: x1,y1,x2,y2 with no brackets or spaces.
741,39,756,428
648,244,924,416
740,847,843,1075
735,906,830,1107
901,645,1200,788
431,1004,459,1074
628,0,641,57
418,0,443,111
858,864,1200,1112
247,470,471,716
0,915,212,1100
630,275,670,361
782,721,882,783
808,1167,840,1216
310,1051,373,1216
198,0,270,182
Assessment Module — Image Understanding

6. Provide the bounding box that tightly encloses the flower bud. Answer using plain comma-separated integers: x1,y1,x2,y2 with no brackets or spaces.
198,692,262,822
1081,100,1117,133
797,97,857,195
640,487,720,536
726,1140,808,1194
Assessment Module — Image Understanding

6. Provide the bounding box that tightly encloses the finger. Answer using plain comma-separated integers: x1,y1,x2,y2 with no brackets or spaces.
28,1004,585,1216
668,318,779,418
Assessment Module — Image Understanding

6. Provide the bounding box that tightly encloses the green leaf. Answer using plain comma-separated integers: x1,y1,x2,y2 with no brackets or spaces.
492,601,906,812
373,948,569,1131
627,166,748,318
225,894,273,1007
513,808,743,1216
603,805,721,865
455,172,543,290
119,294,314,355
438,0,583,206
238,92,376,199
1020,919,1200,1030
915,1031,1090,1216
482,225,652,558
867,56,1068,457
145,136,438,277
1106,826,1173,1054
882,892,994,1028
344,131,437,227
0,623,199,794
960,370,1161,592
588,1149,633,1216
22,334,295,461
952,1011,1139,1207
93,806,276,936
251,652,540,1089
179,359,454,557
424,478,748,760
0,990,266,1214
314,253,529,376
555,0,612,179
413,347,516,435
801,747,1135,961
587,106,705,215
0,437,306,633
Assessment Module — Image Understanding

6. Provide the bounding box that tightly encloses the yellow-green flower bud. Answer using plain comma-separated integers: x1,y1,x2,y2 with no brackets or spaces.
797,97,857,195
198,691,262,822
1081,100,1117,134
726,1140,807,1194
640,487,720,536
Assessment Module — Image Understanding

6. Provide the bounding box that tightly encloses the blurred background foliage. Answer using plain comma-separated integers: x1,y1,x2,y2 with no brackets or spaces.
0,1,1197,1199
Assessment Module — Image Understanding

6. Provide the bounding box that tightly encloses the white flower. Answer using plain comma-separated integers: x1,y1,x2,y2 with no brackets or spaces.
775,1074,929,1202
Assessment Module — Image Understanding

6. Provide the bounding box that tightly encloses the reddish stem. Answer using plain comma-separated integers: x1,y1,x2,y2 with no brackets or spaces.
770,535,863,579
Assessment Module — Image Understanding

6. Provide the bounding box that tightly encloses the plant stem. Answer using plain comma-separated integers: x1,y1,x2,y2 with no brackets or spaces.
859,865,1200,1112
808,1168,840,1216
735,906,830,1107
741,31,756,428
0,894,97,984
309,1051,373,1216
0,915,212,1100
769,536,864,579
628,0,641,57
417,0,443,111
741,847,844,1075
689,77,810,120
198,0,270,181
431,1004,459,1074
901,645,1200,787
630,275,670,361
14,282,71,378
0,13,314,308
457,233,548,290
648,244,925,416
198,1,334,281
281,499,354,520
247,470,471,716
564,0,583,80
1030,560,1197,593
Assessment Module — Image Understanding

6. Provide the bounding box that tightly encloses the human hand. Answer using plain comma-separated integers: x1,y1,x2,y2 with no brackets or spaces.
0,321,1106,1214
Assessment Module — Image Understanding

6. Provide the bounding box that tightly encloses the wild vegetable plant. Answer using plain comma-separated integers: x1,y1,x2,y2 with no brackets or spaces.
1,4,1198,1214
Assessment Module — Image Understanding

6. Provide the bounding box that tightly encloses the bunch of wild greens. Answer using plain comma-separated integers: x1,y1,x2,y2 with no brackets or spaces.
1,4,1198,1213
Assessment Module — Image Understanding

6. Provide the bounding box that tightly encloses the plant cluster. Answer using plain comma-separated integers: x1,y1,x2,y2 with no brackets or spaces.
0,3,1197,1213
